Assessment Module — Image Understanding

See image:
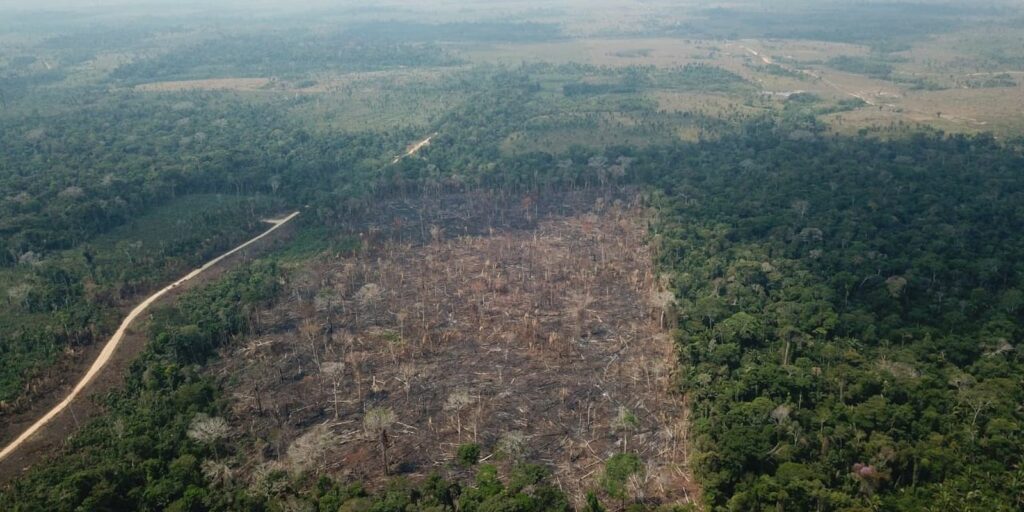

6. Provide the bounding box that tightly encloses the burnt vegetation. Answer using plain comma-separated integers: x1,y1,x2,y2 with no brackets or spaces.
211,192,695,504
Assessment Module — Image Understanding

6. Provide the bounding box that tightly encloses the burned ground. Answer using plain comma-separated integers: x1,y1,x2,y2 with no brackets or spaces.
210,192,699,506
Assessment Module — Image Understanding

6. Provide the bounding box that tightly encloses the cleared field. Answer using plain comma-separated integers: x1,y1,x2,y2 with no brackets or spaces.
134,77,274,92
125,29,1024,139
651,90,762,114
209,193,699,506
287,69,466,132
894,24,1024,76
899,85,1024,130
728,36,1024,136
453,37,920,137
744,39,870,62
459,38,718,68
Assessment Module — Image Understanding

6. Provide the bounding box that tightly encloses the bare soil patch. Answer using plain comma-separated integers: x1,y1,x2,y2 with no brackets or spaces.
212,193,699,506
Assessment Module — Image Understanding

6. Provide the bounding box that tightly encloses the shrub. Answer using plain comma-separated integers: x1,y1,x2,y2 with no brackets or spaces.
457,443,482,466
601,453,644,501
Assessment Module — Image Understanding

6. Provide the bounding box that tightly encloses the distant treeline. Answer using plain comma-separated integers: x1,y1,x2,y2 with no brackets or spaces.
110,35,463,83
343,21,563,43
827,56,894,79
563,64,749,97
662,3,981,51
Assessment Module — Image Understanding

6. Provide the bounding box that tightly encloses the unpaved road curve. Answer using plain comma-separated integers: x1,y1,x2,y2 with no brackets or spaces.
0,212,300,463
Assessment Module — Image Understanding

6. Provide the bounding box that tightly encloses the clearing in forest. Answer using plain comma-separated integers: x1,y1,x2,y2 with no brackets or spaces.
133,78,275,92
212,193,698,506
391,133,437,163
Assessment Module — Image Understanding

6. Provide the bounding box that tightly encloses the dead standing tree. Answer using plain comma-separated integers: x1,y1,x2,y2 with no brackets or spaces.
322,361,346,419
286,423,339,477
299,318,323,375
364,407,397,475
445,389,474,441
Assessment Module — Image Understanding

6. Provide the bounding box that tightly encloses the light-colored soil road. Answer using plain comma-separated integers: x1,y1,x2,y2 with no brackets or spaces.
391,133,437,164
0,212,300,463
736,43,880,105
735,43,995,127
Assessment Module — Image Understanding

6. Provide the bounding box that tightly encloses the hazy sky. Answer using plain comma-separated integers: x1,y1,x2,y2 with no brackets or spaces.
0,0,1016,25
0,0,1009,10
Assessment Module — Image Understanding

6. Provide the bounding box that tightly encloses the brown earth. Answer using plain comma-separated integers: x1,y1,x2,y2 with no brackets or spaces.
210,192,700,507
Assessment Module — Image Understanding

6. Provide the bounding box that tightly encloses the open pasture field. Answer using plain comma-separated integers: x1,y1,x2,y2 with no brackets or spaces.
285,69,468,132
719,33,1024,136
459,38,718,67
134,77,275,92
457,36,1005,139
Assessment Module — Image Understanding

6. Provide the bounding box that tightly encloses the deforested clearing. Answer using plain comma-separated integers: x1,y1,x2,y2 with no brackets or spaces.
133,78,274,92
209,193,699,506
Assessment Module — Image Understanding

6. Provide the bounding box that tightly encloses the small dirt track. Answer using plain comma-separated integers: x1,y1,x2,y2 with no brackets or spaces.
391,133,437,164
0,212,300,465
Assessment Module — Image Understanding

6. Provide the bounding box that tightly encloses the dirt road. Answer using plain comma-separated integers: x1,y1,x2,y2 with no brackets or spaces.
736,43,880,105
741,45,773,65
0,212,300,464
391,133,437,164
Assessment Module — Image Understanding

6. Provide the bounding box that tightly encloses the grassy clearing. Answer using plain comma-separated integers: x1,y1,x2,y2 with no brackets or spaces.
286,69,466,132
134,77,274,92
457,38,717,67
119,31,1024,139
271,224,361,264
724,35,1024,136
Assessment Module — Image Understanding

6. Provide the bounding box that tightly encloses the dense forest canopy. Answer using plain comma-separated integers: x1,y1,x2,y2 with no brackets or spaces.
643,127,1024,510
2,1,1024,511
